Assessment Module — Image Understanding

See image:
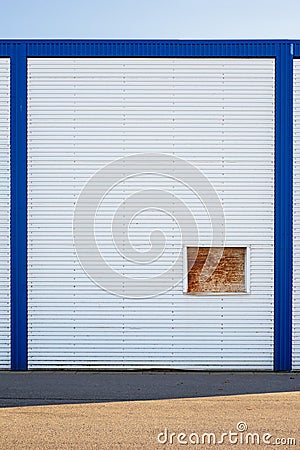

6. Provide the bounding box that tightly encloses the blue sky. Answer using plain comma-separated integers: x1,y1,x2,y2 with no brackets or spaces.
1,0,300,39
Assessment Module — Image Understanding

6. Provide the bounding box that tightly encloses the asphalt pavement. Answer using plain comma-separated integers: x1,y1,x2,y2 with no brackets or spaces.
0,371,299,449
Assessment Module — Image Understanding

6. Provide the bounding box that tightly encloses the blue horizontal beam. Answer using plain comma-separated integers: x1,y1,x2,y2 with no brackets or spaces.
0,39,290,57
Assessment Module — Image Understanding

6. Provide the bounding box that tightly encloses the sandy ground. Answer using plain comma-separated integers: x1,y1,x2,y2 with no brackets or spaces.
0,392,299,449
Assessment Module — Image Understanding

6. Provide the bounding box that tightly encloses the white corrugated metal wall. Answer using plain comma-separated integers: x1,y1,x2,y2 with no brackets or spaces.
27,58,275,369
293,60,300,370
0,58,10,369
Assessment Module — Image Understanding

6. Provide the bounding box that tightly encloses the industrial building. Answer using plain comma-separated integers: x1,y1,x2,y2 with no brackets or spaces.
0,40,298,370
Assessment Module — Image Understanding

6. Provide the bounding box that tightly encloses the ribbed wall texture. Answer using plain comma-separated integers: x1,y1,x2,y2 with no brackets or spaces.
0,58,10,369
27,58,275,369
293,60,300,370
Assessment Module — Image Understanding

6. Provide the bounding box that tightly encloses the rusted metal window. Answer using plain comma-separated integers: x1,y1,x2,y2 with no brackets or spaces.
187,247,247,294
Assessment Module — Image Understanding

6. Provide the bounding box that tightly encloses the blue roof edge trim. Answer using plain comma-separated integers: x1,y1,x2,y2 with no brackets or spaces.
0,39,295,42
0,39,293,57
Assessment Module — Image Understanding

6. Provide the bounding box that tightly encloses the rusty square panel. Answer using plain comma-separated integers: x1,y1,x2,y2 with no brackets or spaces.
187,247,247,294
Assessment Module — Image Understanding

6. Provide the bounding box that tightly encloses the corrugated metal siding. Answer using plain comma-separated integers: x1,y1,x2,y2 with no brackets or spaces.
293,60,300,370
27,58,275,369
0,58,10,369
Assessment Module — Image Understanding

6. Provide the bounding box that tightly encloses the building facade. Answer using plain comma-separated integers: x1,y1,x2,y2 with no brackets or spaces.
0,40,297,370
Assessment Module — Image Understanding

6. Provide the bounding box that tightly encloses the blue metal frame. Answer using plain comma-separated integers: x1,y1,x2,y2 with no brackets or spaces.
0,40,295,371
10,43,27,370
274,43,293,371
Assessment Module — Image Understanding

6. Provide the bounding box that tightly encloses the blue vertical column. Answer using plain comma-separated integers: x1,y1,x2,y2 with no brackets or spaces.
10,43,27,370
274,43,293,371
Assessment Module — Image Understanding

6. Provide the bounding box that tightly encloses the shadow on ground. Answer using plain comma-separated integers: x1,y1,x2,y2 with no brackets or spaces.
0,371,299,407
